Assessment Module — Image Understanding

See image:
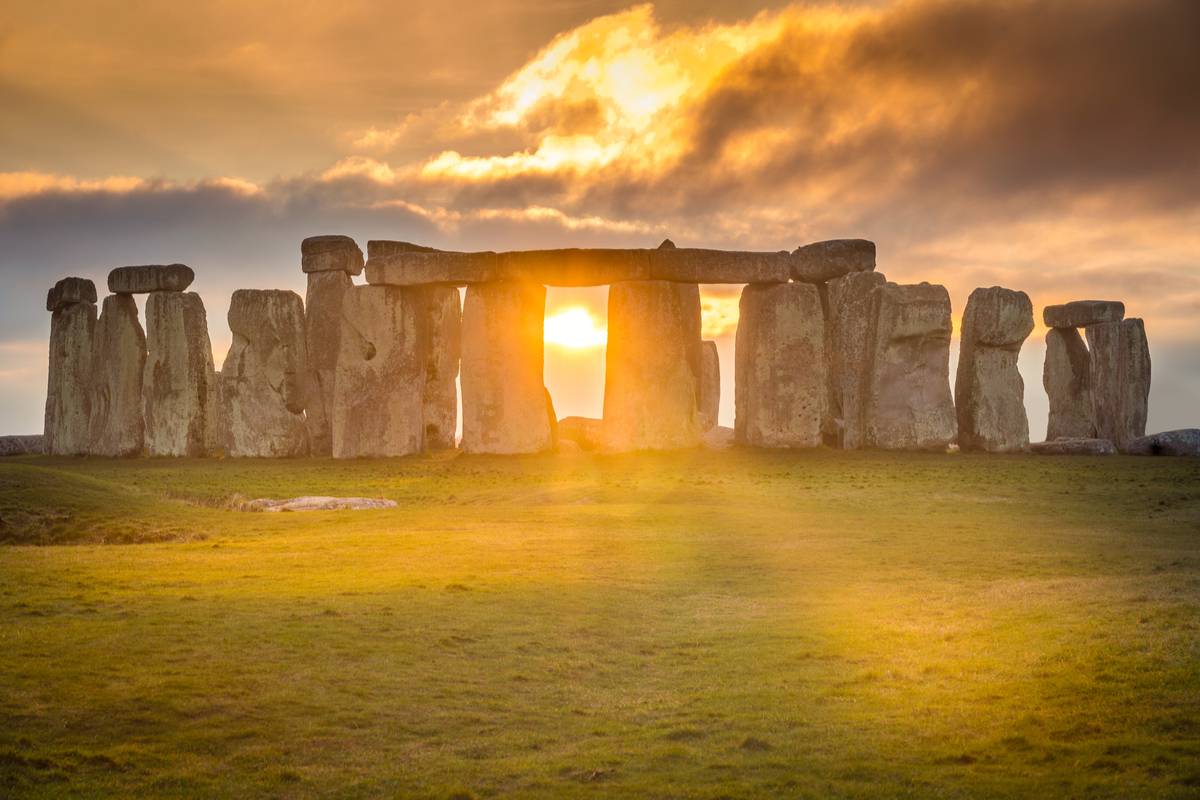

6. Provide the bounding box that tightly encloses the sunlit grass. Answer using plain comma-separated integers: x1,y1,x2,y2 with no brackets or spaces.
1,451,1198,798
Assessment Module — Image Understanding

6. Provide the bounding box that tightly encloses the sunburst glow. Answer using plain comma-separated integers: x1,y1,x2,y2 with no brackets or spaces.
544,306,607,349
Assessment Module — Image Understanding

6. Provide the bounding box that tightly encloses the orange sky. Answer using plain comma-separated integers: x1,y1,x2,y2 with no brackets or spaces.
1,0,1198,433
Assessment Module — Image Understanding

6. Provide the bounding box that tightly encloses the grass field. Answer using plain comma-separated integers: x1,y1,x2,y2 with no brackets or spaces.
1,450,1199,798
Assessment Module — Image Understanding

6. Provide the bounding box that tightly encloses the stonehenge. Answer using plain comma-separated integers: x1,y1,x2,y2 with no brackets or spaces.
221,290,308,458
861,283,957,451
602,281,703,451
1040,299,1151,452
88,294,146,457
461,281,555,454
45,278,97,455
735,283,827,448
954,287,1034,452
41,235,1171,461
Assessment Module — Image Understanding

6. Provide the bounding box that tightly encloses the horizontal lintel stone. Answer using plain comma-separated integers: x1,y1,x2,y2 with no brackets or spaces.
792,239,876,283
108,264,194,294
1042,300,1125,329
648,248,790,283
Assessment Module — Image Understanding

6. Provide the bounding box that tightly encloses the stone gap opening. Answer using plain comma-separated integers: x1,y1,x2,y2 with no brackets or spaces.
542,285,609,427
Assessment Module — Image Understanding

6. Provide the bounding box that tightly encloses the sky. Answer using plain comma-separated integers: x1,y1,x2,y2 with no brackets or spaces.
2,0,1198,436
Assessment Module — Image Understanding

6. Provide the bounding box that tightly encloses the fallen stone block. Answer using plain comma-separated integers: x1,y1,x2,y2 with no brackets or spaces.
332,285,426,458
1087,318,1150,451
221,290,309,458
955,287,1034,453
735,283,827,448
1030,438,1118,456
46,277,97,311
826,270,887,448
648,248,790,283
701,425,736,450
302,235,364,275
107,264,194,294
558,416,602,451
143,291,218,457
1124,429,1200,457
88,294,146,457
603,281,703,451
461,282,556,454
861,282,956,451
245,496,398,512
304,270,354,456
1043,300,1124,329
1043,327,1095,440
45,293,96,455
0,435,44,456
792,239,876,283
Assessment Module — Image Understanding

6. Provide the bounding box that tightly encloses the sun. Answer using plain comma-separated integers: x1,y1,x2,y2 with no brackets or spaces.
544,306,607,349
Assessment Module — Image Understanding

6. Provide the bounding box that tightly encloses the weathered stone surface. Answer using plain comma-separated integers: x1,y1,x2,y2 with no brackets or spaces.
826,270,888,448
1043,327,1095,440
46,277,97,311
1087,318,1150,451
304,270,353,456
792,239,876,283
0,435,44,456
861,283,956,451
87,295,146,457
735,283,827,448
107,264,194,294
954,287,1034,453
648,249,790,283
366,249,498,286
221,290,308,457
501,249,652,286
415,285,461,449
44,299,96,455
1030,438,1117,456
332,286,425,458
1124,429,1200,457
699,340,720,431
143,292,217,456
1043,300,1124,329
461,282,555,454
603,281,703,451
558,416,602,450
302,235,364,275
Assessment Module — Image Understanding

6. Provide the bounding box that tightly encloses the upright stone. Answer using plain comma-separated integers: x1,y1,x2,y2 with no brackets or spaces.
461,282,555,454
332,285,425,458
44,278,97,455
303,235,361,456
861,283,956,451
954,287,1034,452
415,286,461,449
1043,327,1094,440
734,283,827,448
143,292,217,457
221,290,308,457
603,281,702,451
698,340,720,431
88,294,146,457
1087,319,1150,451
826,270,887,448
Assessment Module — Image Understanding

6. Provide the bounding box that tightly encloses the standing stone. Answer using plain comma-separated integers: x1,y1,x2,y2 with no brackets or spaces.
954,287,1034,453
826,270,888,448
221,290,308,458
304,270,353,456
415,286,461,449
45,279,97,455
861,283,956,451
698,340,720,431
734,283,827,448
461,282,555,454
143,291,217,457
332,286,425,458
603,281,703,451
1087,319,1150,451
88,294,146,457
1043,327,1095,440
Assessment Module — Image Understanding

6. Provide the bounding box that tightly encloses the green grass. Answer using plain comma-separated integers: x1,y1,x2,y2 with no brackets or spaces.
1,450,1198,798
